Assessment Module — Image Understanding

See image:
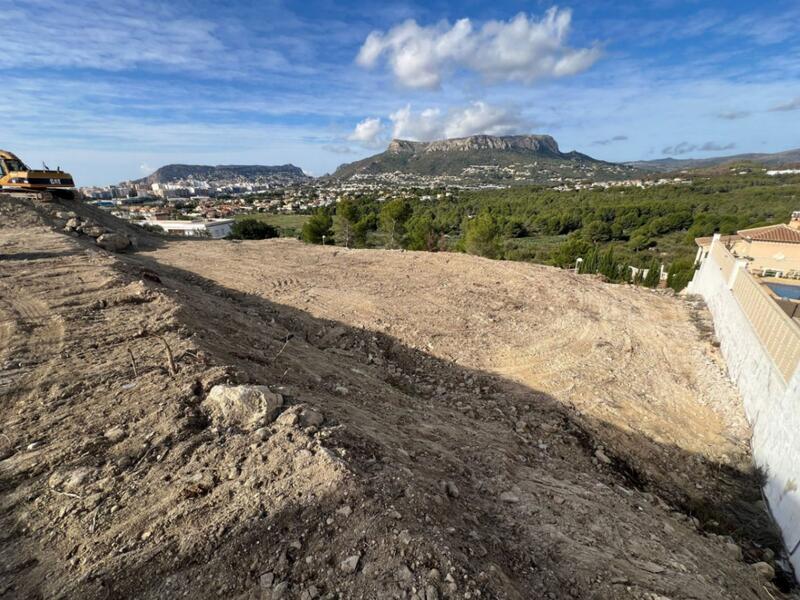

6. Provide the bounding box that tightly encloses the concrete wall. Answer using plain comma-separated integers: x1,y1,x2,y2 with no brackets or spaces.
688,242,800,574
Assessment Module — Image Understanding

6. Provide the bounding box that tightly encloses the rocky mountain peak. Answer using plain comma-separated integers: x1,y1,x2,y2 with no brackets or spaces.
387,134,561,155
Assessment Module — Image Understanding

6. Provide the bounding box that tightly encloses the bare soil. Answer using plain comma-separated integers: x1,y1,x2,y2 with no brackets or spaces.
0,194,794,599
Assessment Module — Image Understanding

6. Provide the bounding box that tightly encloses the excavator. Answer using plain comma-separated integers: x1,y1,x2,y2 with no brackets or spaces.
0,150,78,199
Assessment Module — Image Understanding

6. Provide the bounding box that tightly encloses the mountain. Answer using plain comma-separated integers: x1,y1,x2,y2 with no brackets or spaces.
332,134,641,184
627,147,800,172
135,164,309,185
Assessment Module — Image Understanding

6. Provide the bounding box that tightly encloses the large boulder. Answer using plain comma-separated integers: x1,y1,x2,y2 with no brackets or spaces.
96,232,130,252
204,385,283,430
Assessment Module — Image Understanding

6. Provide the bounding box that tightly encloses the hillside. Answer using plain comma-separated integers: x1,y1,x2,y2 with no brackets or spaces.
332,134,641,184
0,194,793,598
135,163,309,185
628,147,800,172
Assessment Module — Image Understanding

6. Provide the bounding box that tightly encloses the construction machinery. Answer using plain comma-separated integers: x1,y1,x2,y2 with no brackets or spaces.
0,150,78,199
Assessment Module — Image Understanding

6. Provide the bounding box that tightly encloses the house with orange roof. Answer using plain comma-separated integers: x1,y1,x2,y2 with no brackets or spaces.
694,212,800,279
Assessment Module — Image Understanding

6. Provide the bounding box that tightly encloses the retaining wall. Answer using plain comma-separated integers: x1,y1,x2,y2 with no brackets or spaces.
688,238,800,575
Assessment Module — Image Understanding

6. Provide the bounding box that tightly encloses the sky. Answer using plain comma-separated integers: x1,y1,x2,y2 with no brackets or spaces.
3,0,800,185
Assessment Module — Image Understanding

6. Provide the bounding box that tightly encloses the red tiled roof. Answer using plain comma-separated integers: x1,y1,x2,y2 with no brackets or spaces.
739,224,800,244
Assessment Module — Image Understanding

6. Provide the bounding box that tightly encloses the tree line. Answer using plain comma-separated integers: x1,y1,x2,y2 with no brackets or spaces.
238,167,800,292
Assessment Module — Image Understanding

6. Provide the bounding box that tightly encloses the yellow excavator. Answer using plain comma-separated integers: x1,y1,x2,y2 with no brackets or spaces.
0,150,78,199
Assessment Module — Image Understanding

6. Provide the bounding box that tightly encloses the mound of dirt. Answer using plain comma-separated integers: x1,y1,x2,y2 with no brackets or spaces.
0,194,793,599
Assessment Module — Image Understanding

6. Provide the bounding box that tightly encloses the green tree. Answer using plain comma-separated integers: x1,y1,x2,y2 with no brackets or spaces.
337,200,359,248
583,220,613,243
353,213,376,248
405,213,440,251
598,247,621,281
579,246,599,274
301,210,333,244
464,212,502,259
379,199,412,247
667,258,696,292
228,218,279,240
552,237,591,268
643,259,661,287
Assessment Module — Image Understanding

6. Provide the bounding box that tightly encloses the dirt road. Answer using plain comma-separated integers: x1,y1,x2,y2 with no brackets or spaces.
0,196,792,599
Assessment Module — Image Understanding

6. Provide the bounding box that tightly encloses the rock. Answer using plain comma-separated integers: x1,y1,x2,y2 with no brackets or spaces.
444,481,460,499
300,408,324,428
253,427,270,441
274,410,299,428
62,467,94,492
260,572,274,589
427,569,441,581
204,385,283,431
752,562,775,580
425,584,440,600
65,217,81,230
499,491,520,503
336,505,352,518
300,586,319,600
724,542,742,561
272,581,289,599
82,224,106,238
395,565,413,586
96,232,130,252
104,426,127,444
594,449,612,464
339,553,361,574
184,470,215,496
762,548,776,562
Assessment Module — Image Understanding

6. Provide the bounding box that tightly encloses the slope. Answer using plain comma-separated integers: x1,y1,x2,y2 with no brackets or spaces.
0,194,792,599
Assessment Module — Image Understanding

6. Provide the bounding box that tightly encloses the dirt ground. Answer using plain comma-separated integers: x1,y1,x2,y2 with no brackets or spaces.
0,194,795,599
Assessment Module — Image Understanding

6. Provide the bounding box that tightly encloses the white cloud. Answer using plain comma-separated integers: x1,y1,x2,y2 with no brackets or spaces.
139,163,153,173
348,117,386,147
356,8,600,89
769,97,800,112
390,102,531,141
346,102,531,150
662,141,736,155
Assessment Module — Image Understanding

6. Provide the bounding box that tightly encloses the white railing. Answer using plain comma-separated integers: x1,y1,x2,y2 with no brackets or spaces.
711,240,800,382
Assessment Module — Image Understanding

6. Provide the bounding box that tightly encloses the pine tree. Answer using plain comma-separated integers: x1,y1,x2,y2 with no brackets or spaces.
643,259,660,287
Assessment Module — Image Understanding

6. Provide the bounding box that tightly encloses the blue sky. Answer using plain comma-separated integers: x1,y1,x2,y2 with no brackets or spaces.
3,0,800,185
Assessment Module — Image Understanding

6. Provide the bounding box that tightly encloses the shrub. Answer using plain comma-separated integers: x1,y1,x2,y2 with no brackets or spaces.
229,218,279,240
667,258,696,292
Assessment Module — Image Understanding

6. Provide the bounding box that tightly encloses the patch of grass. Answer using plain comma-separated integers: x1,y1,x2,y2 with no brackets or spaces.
235,213,318,238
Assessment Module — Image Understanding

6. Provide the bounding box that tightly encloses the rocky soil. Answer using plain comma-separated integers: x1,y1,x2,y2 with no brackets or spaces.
0,194,795,599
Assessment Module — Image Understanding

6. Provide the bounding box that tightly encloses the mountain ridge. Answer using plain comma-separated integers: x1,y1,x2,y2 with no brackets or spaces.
331,133,634,183
135,163,308,185
626,147,800,172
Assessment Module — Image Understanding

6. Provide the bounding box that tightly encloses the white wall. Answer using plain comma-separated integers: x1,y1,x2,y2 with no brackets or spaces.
688,248,800,575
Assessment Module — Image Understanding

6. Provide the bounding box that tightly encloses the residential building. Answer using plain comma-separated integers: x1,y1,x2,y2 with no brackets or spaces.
694,212,800,279
137,219,234,239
